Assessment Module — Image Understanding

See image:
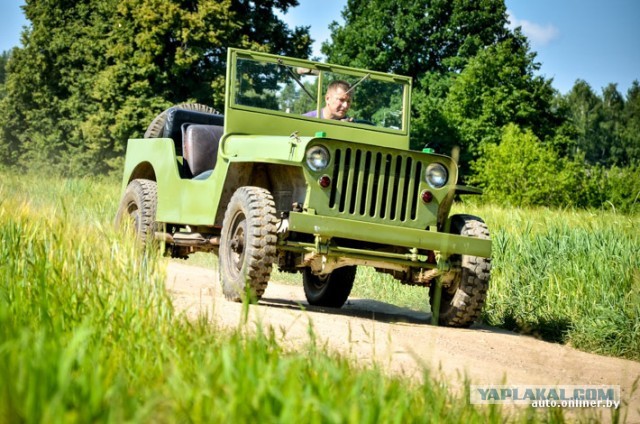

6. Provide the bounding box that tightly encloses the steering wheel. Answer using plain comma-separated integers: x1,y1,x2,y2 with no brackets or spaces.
351,118,375,126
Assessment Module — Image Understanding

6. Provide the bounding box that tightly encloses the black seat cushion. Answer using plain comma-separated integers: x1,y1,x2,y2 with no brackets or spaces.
163,107,224,156
182,124,224,178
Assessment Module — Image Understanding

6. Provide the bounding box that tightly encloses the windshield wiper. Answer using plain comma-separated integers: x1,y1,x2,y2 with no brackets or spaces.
346,73,370,95
277,59,316,102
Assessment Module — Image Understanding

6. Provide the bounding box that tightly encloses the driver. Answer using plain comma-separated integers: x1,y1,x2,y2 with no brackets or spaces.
304,80,353,121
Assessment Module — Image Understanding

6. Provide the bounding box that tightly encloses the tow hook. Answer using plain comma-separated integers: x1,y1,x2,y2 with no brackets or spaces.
436,253,451,273
314,235,330,255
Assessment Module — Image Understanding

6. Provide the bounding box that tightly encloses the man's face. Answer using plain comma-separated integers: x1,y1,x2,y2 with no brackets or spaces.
325,87,351,119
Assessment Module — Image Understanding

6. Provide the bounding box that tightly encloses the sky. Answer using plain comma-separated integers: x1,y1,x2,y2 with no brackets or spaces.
1,0,638,96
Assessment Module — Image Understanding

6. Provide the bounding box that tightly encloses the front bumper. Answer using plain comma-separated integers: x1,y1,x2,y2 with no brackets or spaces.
287,212,491,258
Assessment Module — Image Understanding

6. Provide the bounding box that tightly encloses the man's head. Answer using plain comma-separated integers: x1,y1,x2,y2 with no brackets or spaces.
323,80,352,120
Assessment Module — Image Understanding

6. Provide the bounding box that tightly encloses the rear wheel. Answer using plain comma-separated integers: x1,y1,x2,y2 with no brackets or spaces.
429,214,491,327
115,179,158,248
303,266,357,308
219,187,278,302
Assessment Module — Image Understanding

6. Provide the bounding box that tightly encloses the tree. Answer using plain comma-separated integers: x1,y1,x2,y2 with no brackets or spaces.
0,50,9,86
561,80,640,167
322,0,511,78
599,83,626,166
442,32,558,167
321,0,562,178
0,50,9,102
563,80,602,164
622,81,640,165
0,0,311,174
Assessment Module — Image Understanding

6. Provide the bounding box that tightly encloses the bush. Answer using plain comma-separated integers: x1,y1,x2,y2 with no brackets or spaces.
605,164,640,214
471,124,579,207
569,163,640,213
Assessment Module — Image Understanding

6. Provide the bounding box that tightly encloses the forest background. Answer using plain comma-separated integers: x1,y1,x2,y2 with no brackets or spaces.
0,0,638,214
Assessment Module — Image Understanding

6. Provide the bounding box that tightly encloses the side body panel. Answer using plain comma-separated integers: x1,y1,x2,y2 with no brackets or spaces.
121,137,226,225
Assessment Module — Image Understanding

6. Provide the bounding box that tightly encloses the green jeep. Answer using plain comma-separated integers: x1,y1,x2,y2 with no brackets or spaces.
116,48,492,327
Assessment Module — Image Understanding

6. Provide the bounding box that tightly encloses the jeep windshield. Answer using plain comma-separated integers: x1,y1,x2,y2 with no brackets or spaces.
233,55,408,131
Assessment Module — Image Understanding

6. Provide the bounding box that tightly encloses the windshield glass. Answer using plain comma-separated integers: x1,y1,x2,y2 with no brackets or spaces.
234,57,406,131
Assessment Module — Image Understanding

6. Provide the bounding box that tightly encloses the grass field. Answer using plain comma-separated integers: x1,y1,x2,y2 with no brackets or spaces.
1,171,633,422
473,204,639,360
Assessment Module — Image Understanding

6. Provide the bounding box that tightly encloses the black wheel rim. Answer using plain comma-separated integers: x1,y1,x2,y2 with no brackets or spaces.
310,273,329,291
126,202,141,234
226,210,247,279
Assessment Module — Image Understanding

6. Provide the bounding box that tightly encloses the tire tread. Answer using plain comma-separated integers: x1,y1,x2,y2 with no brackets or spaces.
220,186,277,302
431,214,492,327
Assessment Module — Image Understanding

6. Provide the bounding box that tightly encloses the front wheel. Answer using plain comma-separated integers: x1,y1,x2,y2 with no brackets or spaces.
303,266,357,308
429,214,491,327
219,187,278,302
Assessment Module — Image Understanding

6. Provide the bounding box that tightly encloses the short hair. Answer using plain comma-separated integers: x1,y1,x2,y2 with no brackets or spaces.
327,80,351,94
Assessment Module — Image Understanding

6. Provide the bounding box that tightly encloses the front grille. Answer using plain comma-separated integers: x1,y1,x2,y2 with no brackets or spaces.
329,148,423,222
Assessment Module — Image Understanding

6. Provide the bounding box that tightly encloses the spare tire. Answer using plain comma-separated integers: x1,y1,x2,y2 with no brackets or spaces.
144,103,219,138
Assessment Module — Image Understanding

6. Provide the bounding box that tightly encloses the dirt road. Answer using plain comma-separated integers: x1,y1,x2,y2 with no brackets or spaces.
165,261,639,422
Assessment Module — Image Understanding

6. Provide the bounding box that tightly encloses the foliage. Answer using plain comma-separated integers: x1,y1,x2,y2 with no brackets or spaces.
599,164,640,214
563,80,640,167
280,79,317,114
0,0,311,175
2,0,639,213
471,124,579,207
564,80,603,164
0,50,9,88
471,124,640,213
622,81,640,164
322,0,511,77
442,34,559,167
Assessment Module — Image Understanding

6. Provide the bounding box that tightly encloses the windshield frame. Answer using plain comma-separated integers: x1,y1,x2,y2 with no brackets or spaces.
227,49,412,137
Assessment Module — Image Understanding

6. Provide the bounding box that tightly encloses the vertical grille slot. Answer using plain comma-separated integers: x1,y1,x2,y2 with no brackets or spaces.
359,151,372,215
329,148,422,222
338,148,351,212
348,149,362,214
388,155,403,220
411,161,422,220
329,148,341,208
368,152,382,217
379,154,392,219
399,157,412,221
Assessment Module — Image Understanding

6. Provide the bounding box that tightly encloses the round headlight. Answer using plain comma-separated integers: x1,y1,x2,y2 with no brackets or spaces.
306,145,330,171
425,163,448,188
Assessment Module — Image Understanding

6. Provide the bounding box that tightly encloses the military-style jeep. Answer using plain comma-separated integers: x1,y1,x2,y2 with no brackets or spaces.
116,48,491,327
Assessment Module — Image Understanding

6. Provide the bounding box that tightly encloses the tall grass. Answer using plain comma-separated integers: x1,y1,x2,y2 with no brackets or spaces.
470,204,640,360
1,172,545,422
